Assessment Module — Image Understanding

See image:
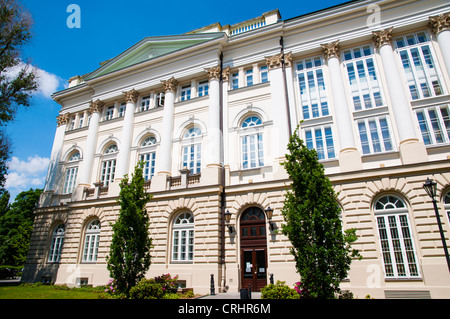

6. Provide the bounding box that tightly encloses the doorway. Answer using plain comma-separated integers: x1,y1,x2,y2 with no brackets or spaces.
240,207,267,291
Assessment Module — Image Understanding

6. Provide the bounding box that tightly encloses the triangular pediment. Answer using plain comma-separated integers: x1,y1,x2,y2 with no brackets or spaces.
85,33,225,80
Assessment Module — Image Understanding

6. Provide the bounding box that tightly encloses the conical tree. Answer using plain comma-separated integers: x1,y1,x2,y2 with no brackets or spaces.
107,162,152,296
281,126,359,299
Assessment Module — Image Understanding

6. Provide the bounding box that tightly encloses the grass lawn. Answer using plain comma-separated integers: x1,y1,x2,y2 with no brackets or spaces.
0,282,111,299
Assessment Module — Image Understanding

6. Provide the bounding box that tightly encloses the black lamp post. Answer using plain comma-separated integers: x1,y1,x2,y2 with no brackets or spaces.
265,206,275,231
423,177,450,273
225,210,233,233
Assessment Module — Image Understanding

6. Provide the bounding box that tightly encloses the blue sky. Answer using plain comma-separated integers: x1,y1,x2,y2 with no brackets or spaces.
4,0,349,200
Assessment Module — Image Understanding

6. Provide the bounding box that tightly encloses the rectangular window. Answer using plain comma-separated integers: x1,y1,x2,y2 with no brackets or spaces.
180,85,191,101
241,133,264,169
415,105,450,145
69,116,76,130
245,69,253,86
140,96,150,112
296,56,329,119
182,144,201,174
82,233,99,262
198,80,209,97
357,116,393,155
101,159,116,186
376,214,420,278
140,152,156,180
260,65,269,83
231,72,239,90
78,114,84,128
63,167,78,194
395,32,444,100
172,229,194,262
105,106,114,121
155,92,165,107
118,103,125,117
343,45,384,110
49,236,63,262
304,126,336,160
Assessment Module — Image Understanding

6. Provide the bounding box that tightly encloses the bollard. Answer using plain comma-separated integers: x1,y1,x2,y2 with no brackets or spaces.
248,284,252,299
270,273,274,284
210,274,215,295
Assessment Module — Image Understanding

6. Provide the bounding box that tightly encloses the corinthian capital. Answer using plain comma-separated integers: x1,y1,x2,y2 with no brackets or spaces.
56,113,70,126
205,66,221,80
89,99,104,114
372,27,394,48
265,51,292,69
428,12,450,35
122,88,139,103
161,77,178,93
222,66,231,82
321,40,340,60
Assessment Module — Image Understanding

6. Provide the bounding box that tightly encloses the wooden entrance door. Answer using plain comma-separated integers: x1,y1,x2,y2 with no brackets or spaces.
240,207,267,291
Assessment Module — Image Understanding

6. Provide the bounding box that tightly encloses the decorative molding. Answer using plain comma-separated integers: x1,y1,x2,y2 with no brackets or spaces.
372,27,394,48
89,99,104,114
265,51,292,69
428,12,450,35
222,66,231,82
205,65,221,80
56,113,70,126
161,77,178,93
321,40,340,60
122,88,139,103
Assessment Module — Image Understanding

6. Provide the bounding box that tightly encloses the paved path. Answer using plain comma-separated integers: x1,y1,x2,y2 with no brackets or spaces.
199,292,261,299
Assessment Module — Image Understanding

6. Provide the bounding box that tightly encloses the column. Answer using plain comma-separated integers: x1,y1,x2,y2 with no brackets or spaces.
372,28,428,164
40,113,69,206
115,88,138,180
76,99,103,196
321,40,362,171
222,66,231,186
265,52,291,178
152,77,177,191
203,65,222,185
429,13,450,76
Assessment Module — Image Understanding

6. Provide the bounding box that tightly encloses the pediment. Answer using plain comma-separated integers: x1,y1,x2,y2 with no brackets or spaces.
85,33,225,80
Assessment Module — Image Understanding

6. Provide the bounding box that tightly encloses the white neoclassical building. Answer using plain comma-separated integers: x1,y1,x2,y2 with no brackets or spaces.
23,0,450,298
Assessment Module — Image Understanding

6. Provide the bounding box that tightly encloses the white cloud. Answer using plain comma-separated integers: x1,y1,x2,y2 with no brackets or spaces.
4,61,66,99
5,155,50,198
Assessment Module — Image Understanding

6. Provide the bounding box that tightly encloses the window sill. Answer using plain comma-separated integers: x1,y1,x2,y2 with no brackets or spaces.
384,277,423,282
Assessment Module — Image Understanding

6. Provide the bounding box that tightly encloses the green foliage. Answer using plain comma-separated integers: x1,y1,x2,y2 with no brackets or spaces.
261,281,300,299
129,278,164,299
106,162,153,296
0,188,42,266
281,126,360,299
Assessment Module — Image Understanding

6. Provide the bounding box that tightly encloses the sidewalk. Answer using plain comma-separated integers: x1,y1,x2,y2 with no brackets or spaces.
199,292,261,299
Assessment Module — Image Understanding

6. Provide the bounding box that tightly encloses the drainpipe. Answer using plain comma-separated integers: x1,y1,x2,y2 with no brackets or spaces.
280,36,292,137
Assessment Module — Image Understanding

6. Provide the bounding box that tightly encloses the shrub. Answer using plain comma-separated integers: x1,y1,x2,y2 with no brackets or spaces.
162,293,180,299
154,273,179,294
129,278,164,299
261,281,300,299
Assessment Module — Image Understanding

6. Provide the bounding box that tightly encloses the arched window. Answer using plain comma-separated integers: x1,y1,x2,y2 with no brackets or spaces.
445,191,450,223
172,212,194,262
101,144,117,186
182,127,202,174
82,219,101,263
240,115,264,169
139,136,157,181
374,195,419,278
48,224,65,262
63,151,80,194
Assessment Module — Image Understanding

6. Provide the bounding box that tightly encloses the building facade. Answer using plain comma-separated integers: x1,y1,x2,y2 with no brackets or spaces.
23,0,450,298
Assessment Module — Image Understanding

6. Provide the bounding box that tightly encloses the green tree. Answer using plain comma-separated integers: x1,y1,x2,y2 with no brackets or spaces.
281,127,360,299
107,162,153,296
0,188,42,266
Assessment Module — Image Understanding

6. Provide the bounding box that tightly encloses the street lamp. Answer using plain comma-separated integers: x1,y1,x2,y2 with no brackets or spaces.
224,210,233,233
265,206,275,231
423,177,450,272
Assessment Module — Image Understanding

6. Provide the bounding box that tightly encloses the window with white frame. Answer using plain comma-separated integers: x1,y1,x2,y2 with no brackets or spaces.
260,65,269,83
241,115,264,169
82,219,101,263
198,80,209,97
374,195,420,278
182,127,202,174
444,192,450,223
139,136,157,181
395,31,444,100
63,151,80,194
155,92,165,107
48,224,65,262
245,69,253,86
118,102,125,117
296,56,329,119
231,72,239,90
415,104,450,146
105,105,114,121
69,115,76,130
357,116,394,155
343,45,384,110
101,144,117,186
180,84,191,101
78,113,84,128
304,125,336,160
140,96,150,112
172,212,194,262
